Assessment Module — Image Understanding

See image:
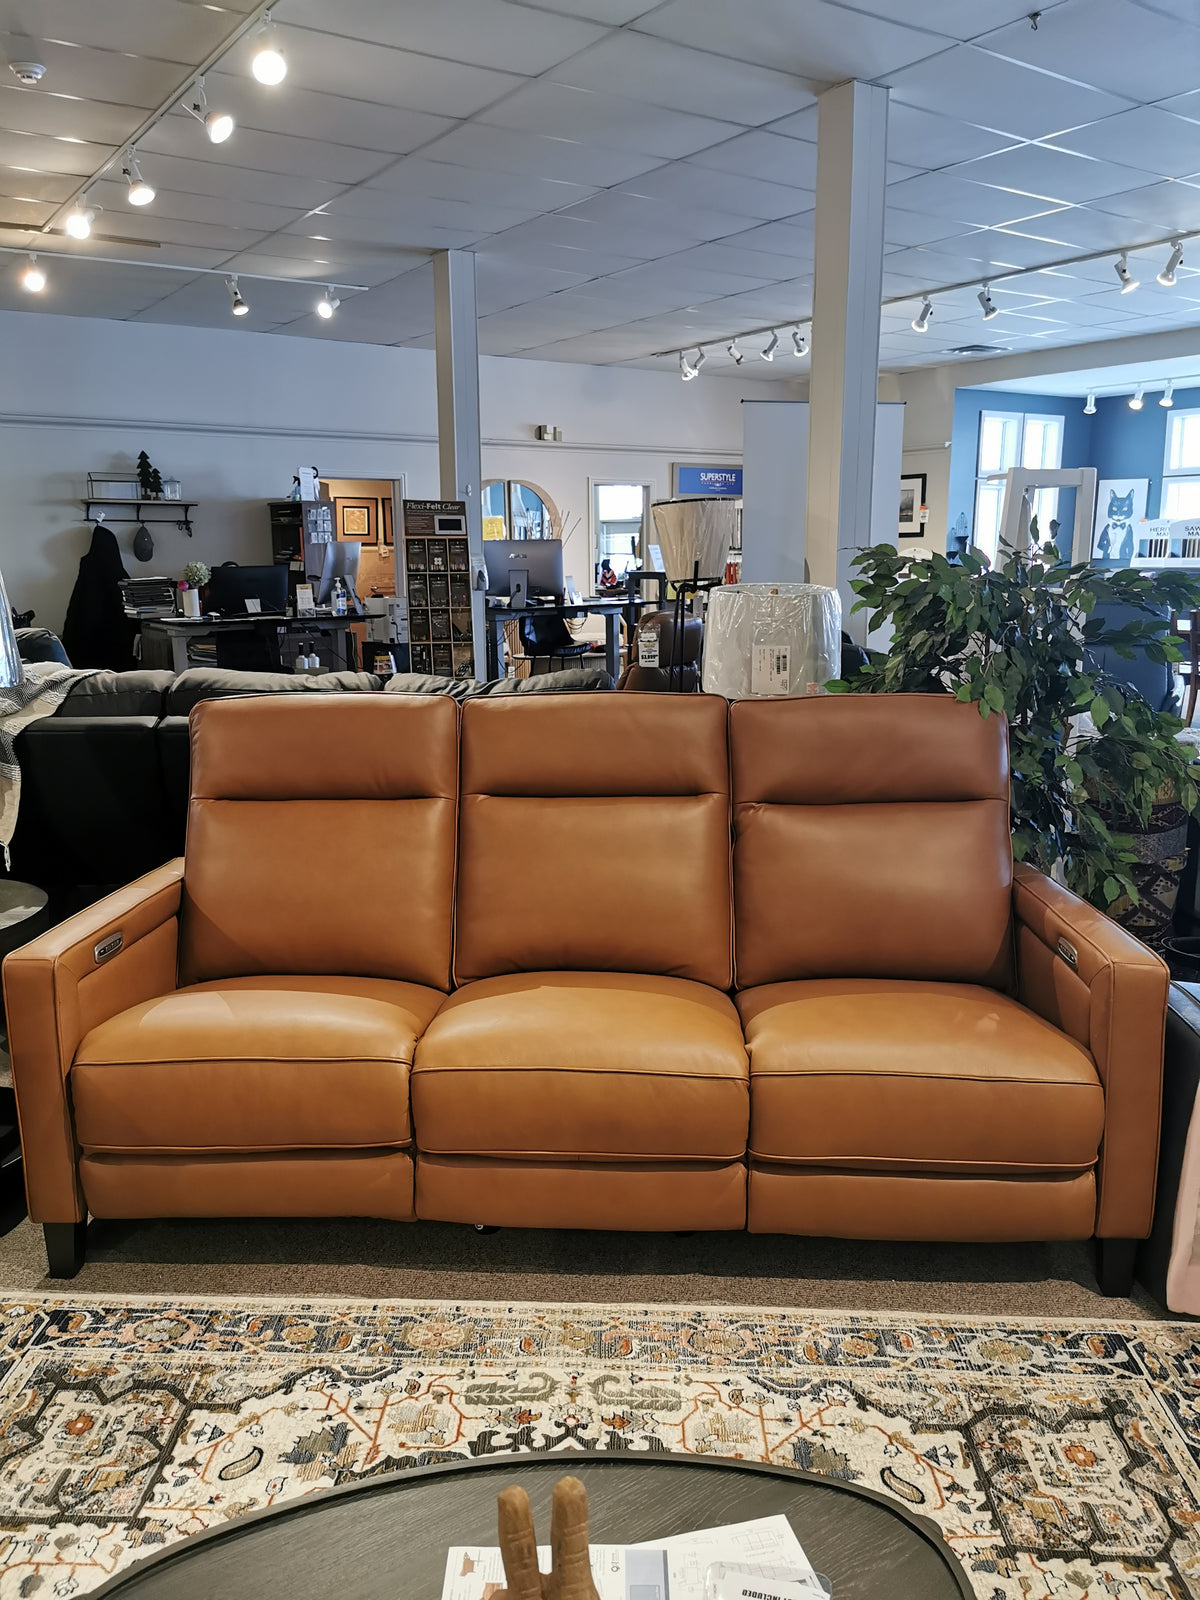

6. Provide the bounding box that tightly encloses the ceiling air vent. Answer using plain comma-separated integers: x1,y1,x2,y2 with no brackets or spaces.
948,343,1007,355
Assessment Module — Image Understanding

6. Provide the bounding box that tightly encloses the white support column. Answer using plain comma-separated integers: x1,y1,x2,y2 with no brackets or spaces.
433,249,487,679
805,80,889,620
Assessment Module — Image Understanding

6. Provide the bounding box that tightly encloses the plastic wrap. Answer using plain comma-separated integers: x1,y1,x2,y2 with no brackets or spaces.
702,582,842,698
651,497,738,582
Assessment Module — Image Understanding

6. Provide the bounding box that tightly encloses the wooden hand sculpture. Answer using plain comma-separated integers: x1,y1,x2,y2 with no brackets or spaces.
496,1476,600,1600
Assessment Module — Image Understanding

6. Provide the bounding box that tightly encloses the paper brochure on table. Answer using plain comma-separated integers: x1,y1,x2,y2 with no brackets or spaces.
441,1514,825,1600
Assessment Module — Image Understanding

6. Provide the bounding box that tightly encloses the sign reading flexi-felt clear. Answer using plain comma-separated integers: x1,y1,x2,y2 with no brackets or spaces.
402,500,472,679
673,466,743,497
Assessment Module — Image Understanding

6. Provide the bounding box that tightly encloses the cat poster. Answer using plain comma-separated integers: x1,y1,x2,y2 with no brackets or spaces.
1092,478,1149,564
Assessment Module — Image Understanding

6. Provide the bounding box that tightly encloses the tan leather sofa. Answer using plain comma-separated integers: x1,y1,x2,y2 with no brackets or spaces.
3,691,1167,1293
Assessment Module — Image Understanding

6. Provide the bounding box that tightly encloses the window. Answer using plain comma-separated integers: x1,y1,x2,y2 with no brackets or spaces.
593,482,649,579
973,409,1064,561
1163,410,1200,520
481,480,558,540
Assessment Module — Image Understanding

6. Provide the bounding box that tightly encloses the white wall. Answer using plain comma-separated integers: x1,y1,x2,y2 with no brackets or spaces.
0,309,792,632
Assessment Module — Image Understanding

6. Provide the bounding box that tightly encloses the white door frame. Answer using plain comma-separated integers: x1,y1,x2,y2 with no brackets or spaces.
588,477,656,576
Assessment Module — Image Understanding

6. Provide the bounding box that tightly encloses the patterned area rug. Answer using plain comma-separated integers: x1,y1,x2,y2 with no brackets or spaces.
0,1296,1197,1598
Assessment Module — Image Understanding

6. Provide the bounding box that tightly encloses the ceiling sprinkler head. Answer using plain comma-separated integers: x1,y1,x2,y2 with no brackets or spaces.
9,62,46,85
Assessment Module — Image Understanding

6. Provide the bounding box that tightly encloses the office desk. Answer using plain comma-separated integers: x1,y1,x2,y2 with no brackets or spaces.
485,596,654,681
140,614,359,675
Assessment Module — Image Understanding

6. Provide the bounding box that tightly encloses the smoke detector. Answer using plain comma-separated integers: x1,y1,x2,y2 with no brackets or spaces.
9,62,47,85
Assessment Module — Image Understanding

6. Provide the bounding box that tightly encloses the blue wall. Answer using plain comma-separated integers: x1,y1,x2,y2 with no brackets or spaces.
948,387,1096,550
949,383,1200,557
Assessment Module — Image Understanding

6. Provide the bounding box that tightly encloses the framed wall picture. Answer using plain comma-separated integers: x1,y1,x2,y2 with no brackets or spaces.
899,473,927,536
382,497,393,545
336,497,377,543
1092,478,1149,563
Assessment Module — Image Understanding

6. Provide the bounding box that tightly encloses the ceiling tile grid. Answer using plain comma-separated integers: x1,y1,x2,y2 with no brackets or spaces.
0,0,1198,380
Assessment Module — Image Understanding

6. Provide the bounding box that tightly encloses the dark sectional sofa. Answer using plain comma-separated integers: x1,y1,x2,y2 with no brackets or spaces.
10,665,612,902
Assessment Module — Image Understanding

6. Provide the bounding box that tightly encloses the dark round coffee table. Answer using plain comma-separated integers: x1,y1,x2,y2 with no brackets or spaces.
91,1454,972,1599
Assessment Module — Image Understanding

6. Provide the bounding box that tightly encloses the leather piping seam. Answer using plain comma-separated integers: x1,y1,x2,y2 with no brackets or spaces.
76,1054,420,1068
80,1138,414,1155
412,1146,746,1162
746,1151,1096,1172
412,1065,748,1079
746,1069,1098,1086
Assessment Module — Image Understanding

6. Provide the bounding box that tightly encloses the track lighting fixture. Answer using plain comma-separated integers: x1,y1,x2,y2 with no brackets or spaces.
760,329,779,361
187,79,234,144
693,346,706,375
977,284,998,321
227,275,248,317
1115,251,1139,293
20,254,44,293
1158,241,1185,287
727,338,743,365
124,155,154,207
1129,385,1144,410
1161,380,1175,408
251,13,288,85
792,327,808,357
679,351,696,380
316,287,340,320
911,297,933,333
1083,393,1096,415
64,194,94,239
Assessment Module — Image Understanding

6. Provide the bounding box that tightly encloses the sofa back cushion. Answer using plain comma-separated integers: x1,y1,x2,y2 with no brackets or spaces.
180,694,458,989
455,694,732,986
730,694,1013,988
166,668,380,716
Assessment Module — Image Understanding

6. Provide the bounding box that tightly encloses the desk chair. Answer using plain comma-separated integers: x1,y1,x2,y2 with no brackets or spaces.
519,611,590,675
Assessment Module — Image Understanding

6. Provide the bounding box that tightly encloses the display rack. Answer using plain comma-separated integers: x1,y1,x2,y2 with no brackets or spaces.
402,500,472,678
83,498,197,534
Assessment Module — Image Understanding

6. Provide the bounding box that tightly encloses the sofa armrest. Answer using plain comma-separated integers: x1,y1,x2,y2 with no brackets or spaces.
1,861,183,1223
1013,861,1168,1238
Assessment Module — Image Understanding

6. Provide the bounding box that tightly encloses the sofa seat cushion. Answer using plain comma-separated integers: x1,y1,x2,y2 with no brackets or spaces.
738,978,1104,1175
72,976,443,1154
413,972,748,1160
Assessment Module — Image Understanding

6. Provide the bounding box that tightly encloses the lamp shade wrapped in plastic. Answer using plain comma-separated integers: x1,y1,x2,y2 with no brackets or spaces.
650,497,736,582
0,568,20,689
702,582,841,698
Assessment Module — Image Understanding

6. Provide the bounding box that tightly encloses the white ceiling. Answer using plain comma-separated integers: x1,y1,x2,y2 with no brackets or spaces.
1,0,1200,382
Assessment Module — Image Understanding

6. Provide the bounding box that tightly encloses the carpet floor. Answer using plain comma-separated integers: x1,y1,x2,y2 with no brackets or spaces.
0,1200,1171,1319
0,1294,1196,1599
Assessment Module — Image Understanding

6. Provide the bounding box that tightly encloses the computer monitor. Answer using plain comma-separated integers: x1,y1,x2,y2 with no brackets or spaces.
315,539,363,608
207,564,289,616
483,538,564,601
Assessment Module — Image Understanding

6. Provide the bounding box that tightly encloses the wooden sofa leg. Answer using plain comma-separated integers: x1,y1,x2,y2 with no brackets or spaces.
44,1221,87,1279
1096,1237,1137,1297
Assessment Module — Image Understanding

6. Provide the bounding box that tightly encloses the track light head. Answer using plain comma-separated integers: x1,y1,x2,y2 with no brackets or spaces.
1115,251,1139,293
188,80,234,144
124,156,154,207
693,346,706,374
911,297,933,333
792,326,808,357
760,329,779,362
977,284,998,321
20,253,44,293
1129,385,1144,410
64,194,94,239
1083,393,1096,415
252,13,288,84
1161,380,1175,408
1158,241,1185,287
727,338,743,365
227,275,248,317
316,287,340,320
679,351,696,380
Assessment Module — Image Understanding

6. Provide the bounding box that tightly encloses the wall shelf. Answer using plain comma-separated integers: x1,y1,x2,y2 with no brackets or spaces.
84,498,196,535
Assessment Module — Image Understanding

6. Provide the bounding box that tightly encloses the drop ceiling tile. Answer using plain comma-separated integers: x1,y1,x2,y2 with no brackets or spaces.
284,210,489,252
1050,106,1200,178
883,209,984,248
1093,180,1200,231
555,189,748,246
688,130,818,187
101,150,340,212
663,239,816,280
367,158,595,215
616,162,812,221
838,0,1067,39
726,215,815,259
319,189,536,239
476,82,740,162
635,0,948,80
0,129,109,177
480,240,642,279
83,204,271,255
0,31,185,110
506,0,660,20
885,44,1133,140
886,105,1024,172
980,0,1200,103
221,251,413,290
0,84,141,147
131,275,296,329
0,196,64,231
549,34,815,125
283,0,606,73
1003,204,1165,251
702,284,813,323
243,25,525,118
13,0,247,59
888,171,1066,227
143,121,393,186
949,143,1160,204
416,124,663,188
0,169,76,205
90,183,301,237
605,259,776,299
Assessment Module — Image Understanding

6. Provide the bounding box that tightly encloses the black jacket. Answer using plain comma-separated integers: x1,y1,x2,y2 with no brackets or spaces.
61,524,137,670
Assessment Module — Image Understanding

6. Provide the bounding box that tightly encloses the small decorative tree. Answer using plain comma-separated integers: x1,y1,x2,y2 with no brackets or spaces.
136,451,157,499
829,536,1200,915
